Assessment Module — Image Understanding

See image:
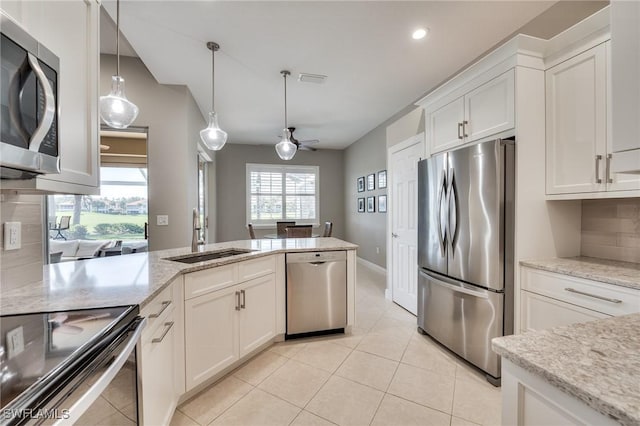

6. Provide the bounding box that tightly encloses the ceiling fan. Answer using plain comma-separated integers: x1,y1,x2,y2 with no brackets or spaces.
286,127,319,151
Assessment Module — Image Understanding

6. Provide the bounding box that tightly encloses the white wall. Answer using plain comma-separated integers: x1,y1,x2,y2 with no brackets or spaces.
100,55,205,251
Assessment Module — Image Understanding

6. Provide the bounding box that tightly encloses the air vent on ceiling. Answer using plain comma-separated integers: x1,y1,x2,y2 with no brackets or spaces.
298,73,327,84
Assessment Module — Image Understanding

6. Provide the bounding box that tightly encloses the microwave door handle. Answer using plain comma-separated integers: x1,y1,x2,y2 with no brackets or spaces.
436,169,447,257
54,317,147,426
27,52,56,153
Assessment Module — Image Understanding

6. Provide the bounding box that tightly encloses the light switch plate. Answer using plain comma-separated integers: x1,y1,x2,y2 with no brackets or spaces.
4,222,21,250
7,326,24,358
156,215,169,226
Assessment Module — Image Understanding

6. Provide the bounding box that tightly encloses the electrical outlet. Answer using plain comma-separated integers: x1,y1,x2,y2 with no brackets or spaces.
3,222,21,250
7,326,24,359
376,247,380,254
156,215,169,226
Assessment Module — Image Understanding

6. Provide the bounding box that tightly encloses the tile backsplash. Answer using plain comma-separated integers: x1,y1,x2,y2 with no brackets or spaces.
581,198,640,264
0,193,44,291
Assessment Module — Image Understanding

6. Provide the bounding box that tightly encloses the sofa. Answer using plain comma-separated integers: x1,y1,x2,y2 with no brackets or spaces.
49,239,117,262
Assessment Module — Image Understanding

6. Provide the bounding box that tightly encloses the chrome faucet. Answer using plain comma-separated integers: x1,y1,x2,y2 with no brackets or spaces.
192,208,205,252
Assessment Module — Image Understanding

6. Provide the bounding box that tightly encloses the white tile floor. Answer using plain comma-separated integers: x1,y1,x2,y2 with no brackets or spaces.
171,264,501,426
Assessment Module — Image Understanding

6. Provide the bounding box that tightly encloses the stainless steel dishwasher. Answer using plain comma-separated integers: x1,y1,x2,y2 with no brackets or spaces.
286,251,347,337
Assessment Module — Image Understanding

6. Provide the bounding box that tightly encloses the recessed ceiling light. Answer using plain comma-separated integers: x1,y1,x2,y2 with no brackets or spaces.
412,28,428,40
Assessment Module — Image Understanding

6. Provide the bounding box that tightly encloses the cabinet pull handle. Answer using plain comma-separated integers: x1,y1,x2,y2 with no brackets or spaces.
595,155,603,183
149,301,171,318
457,122,463,140
240,289,246,309
462,120,468,138
564,288,622,304
606,154,613,184
152,321,174,343
235,291,241,310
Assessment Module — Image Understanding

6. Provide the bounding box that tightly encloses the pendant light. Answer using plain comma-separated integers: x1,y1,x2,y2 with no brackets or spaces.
99,0,139,129
199,42,228,151
275,70,297,161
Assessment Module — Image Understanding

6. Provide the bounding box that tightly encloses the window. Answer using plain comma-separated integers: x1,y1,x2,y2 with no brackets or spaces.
246,163,319,227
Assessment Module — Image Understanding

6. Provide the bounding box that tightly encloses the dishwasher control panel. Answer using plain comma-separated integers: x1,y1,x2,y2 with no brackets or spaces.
286,250,346,263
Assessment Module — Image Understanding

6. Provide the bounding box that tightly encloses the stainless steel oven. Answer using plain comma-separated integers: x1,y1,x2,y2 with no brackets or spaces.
0,13,60,179
0,306,146,425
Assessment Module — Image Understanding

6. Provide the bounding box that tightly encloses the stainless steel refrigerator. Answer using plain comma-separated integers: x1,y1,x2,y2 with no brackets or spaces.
417,138,514,385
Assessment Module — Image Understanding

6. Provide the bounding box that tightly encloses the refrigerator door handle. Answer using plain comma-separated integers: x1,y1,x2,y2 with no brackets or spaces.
419,270,489,299
436,169,447,256
447,168,458,254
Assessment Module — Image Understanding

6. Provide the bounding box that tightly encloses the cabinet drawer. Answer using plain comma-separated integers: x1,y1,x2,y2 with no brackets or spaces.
238,256,275,282
141,283,175,332
185,264,237,300
521,290,609,332
521,267,640,316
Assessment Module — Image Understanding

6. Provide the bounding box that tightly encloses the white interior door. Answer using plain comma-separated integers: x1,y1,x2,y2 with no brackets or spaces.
388,134,424,315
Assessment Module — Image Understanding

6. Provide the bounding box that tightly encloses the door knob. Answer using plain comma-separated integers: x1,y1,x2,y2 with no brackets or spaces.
392,233,399,238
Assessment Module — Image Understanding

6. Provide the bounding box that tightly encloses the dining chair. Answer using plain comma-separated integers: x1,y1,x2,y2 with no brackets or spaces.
276,221,296,238
247,223,256,239
321,221,333,237
51,215,71,240
286,225,312,238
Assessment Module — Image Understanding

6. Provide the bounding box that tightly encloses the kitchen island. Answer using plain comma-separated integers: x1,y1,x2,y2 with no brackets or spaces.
492,313,640,426
1,237,357,425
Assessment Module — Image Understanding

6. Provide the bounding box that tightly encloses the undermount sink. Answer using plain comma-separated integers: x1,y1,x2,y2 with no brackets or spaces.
165,249,254,264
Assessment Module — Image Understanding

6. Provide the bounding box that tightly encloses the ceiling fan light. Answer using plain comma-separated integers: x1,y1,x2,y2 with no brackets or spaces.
100,75,139,129
275,129,297,160
200,111,228,151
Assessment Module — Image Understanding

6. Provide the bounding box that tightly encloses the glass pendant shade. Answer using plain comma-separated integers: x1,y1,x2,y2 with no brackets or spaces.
100,75,139,129
275,128,297,160
200,111,228,151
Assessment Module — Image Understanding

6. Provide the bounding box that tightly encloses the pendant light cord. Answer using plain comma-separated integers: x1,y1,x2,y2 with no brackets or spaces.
116,0,120,76
211,46,215,111
283,71,288,129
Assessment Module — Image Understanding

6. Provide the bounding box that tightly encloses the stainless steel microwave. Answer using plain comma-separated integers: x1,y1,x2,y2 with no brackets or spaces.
1,13,60,179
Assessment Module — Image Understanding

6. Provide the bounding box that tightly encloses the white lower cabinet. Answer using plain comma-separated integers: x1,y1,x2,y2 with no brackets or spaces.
520,266,640,333
185,285,240,390
238,274,276,357
184,272,276,391
502,359,619,426
139,277,183,426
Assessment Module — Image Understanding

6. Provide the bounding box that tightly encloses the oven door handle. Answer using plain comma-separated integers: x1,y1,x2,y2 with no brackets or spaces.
54,317,147,426
27,52,56,153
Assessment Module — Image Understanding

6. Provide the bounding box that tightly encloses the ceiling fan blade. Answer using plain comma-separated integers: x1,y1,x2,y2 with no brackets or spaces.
298,139,319,145
298,145,317,152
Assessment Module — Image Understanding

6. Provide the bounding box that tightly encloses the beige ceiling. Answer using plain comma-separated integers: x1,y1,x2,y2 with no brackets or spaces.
100,1,599,150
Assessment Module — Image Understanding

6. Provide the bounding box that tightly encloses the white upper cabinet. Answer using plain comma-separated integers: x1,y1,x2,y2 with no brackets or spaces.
2,0,100,194
546,44,607,195
423,69,515,155
546,40,640,197
464,70,515,143
610,0,640,174
428,97,465,154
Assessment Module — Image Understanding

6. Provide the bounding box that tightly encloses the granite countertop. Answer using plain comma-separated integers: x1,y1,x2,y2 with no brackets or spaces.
0,238,357,316
520,256,640,291
493,313,640,426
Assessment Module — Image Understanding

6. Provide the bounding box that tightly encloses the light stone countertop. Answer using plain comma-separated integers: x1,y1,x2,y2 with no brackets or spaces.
0,238,357,316
492,313,640,426
520,256,640,290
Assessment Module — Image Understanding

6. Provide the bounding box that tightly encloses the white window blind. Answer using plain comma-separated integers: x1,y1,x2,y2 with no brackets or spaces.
246,164,319,226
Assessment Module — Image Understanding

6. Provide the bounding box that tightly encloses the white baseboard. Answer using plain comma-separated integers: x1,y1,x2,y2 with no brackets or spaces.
356,257,387,276
384,288,392,300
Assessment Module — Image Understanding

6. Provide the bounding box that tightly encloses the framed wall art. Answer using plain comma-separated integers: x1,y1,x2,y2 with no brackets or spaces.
367,173,375,191
378,195,387,213
357,198,365,213
378,170,387,189
367,196,375,212
357,176,365,192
